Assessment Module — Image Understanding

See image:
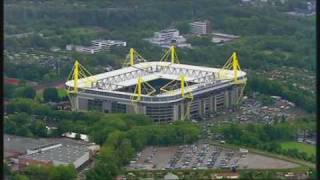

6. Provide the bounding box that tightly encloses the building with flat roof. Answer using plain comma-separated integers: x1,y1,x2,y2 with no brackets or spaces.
190,20,211,35
212,32,240,44
66,39,127,54
75,45,103,54
4,134,98,170
66,46,247,122
19,143,89,169
146,29,191,48
92,40,126,48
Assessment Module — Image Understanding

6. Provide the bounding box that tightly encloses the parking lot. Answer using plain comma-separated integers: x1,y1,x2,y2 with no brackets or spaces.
127,144,299,170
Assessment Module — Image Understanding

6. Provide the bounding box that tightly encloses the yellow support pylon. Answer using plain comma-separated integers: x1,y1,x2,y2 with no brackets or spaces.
123,48,147,67
130,48,134,66
66,60,95,111
160,45,180,64
66,60,95,95
218,52,247,105
131,77,156,102
218,52,246,84
73,61,79,94
131,76,156,113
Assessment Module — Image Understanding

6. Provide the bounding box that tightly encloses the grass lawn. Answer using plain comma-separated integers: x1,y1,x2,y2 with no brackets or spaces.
280,141,315,156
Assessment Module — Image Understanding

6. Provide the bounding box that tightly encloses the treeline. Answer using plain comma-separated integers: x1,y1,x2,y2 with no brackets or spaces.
4,83,68,103
247,75,316,113
4,112,48,137
86,121,201,179
5,98,151,137
4,163,77,180
240,168,317,180
4,83,36,99
217,121,315,163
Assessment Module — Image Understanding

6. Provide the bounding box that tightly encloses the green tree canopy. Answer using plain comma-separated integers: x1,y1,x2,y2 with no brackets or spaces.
43,88,59,102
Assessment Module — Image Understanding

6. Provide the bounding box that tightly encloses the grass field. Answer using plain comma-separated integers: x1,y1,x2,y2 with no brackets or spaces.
280,141,315,156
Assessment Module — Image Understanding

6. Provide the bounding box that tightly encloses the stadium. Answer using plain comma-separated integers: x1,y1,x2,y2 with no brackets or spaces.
65,46,247,122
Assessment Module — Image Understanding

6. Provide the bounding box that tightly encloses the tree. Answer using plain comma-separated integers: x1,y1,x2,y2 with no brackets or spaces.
4,83,17,99
176,21,190,34
30,120,48,137
15,86,36,99
48,165,77,180
11,174,29,180
43,88,59,102
24,165,49,180
3,161,11,176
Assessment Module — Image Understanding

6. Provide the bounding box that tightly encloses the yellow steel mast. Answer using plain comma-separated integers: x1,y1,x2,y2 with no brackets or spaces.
160,45,180,64
66,60,95,110
130,48,135,66
218,52,247,104
123,48,147,67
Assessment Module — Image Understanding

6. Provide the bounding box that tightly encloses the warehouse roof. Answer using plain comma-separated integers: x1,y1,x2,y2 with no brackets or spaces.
4,134,91,158
20,144,89,164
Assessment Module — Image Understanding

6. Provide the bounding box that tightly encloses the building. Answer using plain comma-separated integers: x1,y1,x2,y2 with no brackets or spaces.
239,148,248,157
4,134,99,170
18,143,89,169
91,40,126,48
62,132,89,142
65,47,247,122
4,77,20,86
212,172,240,179
66,39,127,54
190,20,211,35
212,32,240,44
164,172,179,180
75,45,103,54
146,29,191,48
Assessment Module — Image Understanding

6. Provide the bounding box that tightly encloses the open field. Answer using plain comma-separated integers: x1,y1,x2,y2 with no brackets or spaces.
280,141,316,156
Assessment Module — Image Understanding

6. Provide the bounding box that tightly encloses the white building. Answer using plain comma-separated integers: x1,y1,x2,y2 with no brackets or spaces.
190,20,211,35
66,40,127,54
212,32,240,44
62,132,89,142
147,29,191,48
91,40,127,49
74,45,102,54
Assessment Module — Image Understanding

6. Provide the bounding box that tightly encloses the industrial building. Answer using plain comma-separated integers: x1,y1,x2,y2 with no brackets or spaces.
19,143,89,169
4,134,99,170
190,20,211,35
66,46,247,122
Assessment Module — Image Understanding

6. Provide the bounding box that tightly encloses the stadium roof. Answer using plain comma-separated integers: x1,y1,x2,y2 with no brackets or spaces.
65,61,246,97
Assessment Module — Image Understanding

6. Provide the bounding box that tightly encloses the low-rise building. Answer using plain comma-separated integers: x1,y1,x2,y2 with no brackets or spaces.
19,143,90,169
212,172,240,179
4,134,99,170
146,29,191,48
190,20,211,35
74,45,103,54
62,132,89,142
212,32,240,44
91,40,126,48
66,39,127,54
